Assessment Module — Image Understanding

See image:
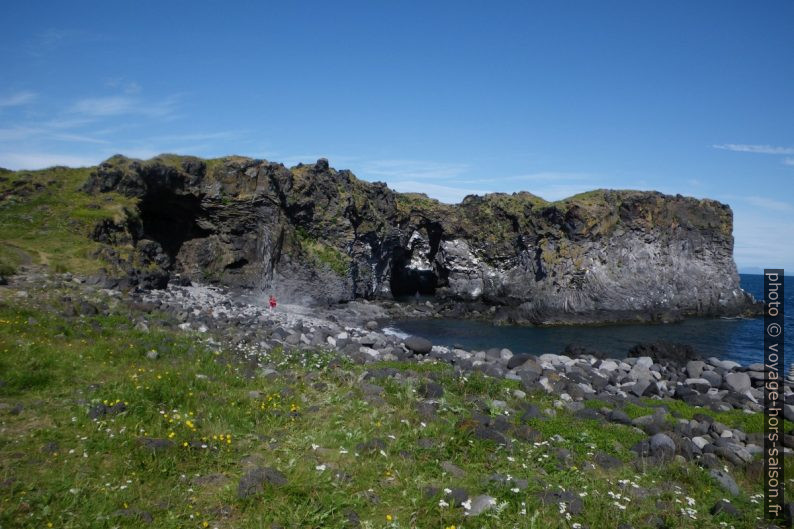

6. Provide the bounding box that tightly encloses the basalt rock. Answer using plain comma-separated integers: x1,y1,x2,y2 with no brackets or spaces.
82,154,759,323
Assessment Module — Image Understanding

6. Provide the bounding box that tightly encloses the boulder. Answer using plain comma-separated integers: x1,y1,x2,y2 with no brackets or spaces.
628,342,701,364
404,336,432,355
649,433,675,459
709,469,739,496
597,359,619,372
441,461,466,478
465,495,497,516
237,467,288,499
710,499,740,518
507,353,536,370
691,436,709,450
418,381,444,399
686,360,705,379
723,372,751,394
608,409,632,425
685,378,711,392
700,370,722,388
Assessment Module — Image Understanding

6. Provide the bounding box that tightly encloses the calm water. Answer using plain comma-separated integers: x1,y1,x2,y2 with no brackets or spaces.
386,274,791,368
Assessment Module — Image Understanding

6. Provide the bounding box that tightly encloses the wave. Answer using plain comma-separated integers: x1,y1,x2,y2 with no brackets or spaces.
381,326,410,340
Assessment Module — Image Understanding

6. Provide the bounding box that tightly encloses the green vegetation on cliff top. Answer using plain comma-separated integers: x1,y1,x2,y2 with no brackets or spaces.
0,166,136,276
0,155,734,281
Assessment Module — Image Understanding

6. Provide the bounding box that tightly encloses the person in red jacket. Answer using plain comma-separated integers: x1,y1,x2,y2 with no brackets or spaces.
268,295,277,311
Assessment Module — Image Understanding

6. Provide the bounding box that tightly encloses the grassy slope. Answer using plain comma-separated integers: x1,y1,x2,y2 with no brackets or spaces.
0,166,136,276
0,283,777,529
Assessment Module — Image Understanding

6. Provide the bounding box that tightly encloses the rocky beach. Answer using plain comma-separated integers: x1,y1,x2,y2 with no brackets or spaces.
15,263,788,464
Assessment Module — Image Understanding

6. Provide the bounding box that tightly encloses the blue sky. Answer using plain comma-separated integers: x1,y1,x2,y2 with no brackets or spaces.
1,1,792,270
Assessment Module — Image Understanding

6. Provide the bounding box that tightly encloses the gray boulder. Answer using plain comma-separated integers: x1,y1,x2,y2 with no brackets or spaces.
685,378,711,392
723,372,751,394
686,360,705,379
608,409,632,425
466,495,497,516
238,467,288,499
710,499,741,517
701,370,722,388
709,469,739,496
404,336,432,354
649,433,676,458
507,353,535,370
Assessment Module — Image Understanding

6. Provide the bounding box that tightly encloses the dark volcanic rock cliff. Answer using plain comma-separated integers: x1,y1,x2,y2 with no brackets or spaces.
83,154,757,323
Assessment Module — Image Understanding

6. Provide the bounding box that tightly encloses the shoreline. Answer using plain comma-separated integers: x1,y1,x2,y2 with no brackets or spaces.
337,293,765,328
134,281,775,413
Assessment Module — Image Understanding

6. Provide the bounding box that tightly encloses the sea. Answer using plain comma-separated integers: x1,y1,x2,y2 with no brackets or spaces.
385,274,791,369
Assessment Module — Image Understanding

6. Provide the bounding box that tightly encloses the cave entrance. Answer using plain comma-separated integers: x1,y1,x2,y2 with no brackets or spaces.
389,251,438,298
138,189,210,263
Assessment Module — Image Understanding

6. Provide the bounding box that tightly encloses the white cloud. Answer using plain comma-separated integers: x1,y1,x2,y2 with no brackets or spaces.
68,96,135,117
0,124,109,144
783,158,794,166
0,87,230,167
0,126,39,141
0,91,36,108
733,218,794,269
458,171,591,185
713,143,794,155
744,196,793,212
731,204,794,270
0,152,101,170
144,131,245,144
359,159,469,180
49,133,110,145
67,94,180,119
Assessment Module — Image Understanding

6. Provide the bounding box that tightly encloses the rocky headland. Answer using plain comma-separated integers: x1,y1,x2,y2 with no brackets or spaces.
81,154,760,325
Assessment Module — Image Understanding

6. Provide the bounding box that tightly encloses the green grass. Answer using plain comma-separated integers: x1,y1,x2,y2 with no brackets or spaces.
0,283,778,528
584,396,792,434
0,257,15,276
0,166,137,275
637,398,791,434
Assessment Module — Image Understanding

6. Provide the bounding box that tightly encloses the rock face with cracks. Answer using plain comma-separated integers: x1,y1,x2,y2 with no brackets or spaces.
83,154,758,324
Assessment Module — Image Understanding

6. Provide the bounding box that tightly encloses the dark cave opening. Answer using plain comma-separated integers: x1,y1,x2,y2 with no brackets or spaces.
138,189,211,263
389,249,438,297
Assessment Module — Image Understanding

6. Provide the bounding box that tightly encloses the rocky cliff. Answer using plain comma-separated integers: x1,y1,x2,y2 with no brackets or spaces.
82,154,757,324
